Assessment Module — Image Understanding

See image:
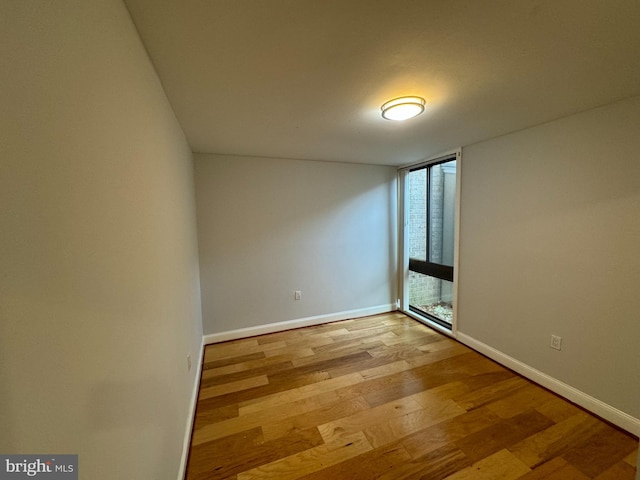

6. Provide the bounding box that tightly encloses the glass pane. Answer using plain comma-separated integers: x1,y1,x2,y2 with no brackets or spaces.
409,271,454,325
408,168,427,261
428,160,456,267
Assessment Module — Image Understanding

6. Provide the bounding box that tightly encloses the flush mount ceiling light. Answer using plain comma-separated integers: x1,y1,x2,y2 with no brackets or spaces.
381,96,425,121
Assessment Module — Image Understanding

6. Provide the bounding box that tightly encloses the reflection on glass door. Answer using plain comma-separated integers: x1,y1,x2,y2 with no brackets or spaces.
406,157,457,328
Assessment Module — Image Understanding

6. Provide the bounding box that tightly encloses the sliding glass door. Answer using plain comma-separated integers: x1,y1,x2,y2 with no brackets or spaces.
401,153,459,330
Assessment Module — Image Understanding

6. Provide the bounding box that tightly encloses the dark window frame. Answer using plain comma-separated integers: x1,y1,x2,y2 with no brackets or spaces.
408,156,456,283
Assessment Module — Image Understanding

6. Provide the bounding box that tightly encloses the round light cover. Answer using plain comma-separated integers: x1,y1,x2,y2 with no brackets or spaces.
381,96,425,121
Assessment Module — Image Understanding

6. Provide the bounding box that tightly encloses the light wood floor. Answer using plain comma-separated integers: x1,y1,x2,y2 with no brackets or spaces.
185,312,638,480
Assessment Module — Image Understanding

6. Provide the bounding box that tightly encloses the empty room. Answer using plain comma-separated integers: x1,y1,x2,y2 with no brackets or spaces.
1,1,638,479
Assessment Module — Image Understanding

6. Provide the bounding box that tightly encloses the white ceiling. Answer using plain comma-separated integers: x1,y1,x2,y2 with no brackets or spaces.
124,0,640,166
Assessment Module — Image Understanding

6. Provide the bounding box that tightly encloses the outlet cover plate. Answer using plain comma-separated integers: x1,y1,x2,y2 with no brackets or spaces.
550,335,562,350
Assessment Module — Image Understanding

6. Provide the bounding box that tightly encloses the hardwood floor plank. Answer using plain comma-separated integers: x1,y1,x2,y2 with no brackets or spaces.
460,370,518,391
404,344,471,368
310,336,388,355
401,406,502,459
361,371,466,408
238,372,365,415
453,376,530,411
381,331,445,348
203,351,266,370
199,375,270,400
417,337,464,353
261,395,370,442
355,354,488,408
267,351,371,384
515,457,590,480
445,352,508,376
509,411,601,468
196,369,335,412
358,359,412,380
193,403,239,428
236,432,373,480
326,324,401,343
203,339,259,362
623,449,637,467
296,442,412,480
386,398,467,443
594,460,637,480
373,443,472,480
485,383,557,419
200,360,294,388
323,328,352,337
187,427,264,479
204,339,286,362
262,346,315,359
454,409,554,463
325,353,412,379
186,313,638,480
363,421,398,449
202,354,291,378
409,380,471,408
533,395,584,424
291,341,377,367
193,389,342,445
363,397,468,450
560,423,638,477
443,449,531,480
187,428,323,480
276,333,336,350
366,343,426,361
318,395,423,443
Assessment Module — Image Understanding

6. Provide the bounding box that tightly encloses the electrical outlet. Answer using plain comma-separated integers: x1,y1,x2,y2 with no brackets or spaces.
294,290,302,300
550,335,562,351
187,354,192,372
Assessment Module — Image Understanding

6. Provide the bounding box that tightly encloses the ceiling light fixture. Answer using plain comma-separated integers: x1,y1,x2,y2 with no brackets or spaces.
381,96,425,121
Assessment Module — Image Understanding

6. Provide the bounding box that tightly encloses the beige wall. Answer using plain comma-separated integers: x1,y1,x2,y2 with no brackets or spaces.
0,1,202,478
458,96,640,419
194,154,397,335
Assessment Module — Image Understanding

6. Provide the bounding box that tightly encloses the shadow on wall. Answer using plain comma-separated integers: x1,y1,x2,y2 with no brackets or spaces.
87,378,179,478
0,333,15,449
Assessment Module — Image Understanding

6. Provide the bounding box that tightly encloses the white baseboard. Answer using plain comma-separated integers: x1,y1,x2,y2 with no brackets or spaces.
177,341,204,480
456,332,640,436
203,304,397,345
